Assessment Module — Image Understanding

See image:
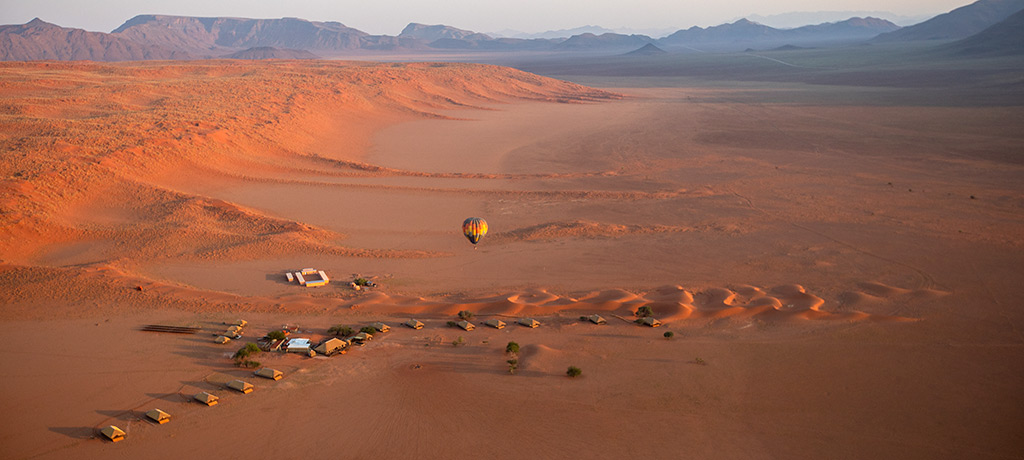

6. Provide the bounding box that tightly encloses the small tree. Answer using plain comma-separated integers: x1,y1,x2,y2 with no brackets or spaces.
566,366,582,378
636,305,653,318
234,343,261,364
507,359,518,374
664,331,674,340
506,341,520,355
446,320,458,328
328,325,353,337
265,330,287,340
458,310,474,320
359,326,377,335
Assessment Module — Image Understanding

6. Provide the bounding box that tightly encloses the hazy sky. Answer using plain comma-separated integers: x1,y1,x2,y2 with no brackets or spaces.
2,0,975,35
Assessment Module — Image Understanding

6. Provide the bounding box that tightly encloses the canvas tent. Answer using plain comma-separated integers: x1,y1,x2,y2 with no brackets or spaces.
314,338,348,356
639,317,662,327
587,314,607,324
146,409,171,424
227,380,253,394
194,392,218,406
457,320,475,331
404,319,424,330
372,322,390,333
214,335,231,344
484,319,506,329
100,425,126,442
517,318,540,328
255,368,283,380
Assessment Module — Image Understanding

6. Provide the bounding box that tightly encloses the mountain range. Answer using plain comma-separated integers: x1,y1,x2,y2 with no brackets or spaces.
1,0,1022,61
873,0,1024,41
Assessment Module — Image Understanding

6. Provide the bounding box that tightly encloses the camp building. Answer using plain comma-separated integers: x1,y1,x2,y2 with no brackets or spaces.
227,380,254,394
100,425,126,442
314,338,349,356
194,392,219,406
255,368,283,380
639,317,662,327
517,318,540,328
146,409,171,424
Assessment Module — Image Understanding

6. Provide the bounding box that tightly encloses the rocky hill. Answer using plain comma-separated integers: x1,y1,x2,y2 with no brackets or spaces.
0,18,188,61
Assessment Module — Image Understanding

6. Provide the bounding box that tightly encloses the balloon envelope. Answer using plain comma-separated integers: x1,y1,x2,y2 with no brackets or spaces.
462,217,488,244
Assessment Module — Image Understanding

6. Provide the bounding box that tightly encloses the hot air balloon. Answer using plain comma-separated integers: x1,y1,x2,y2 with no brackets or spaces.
462,217,488,245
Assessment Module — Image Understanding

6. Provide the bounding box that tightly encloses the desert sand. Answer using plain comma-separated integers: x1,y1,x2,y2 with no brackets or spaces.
0,60,1022,459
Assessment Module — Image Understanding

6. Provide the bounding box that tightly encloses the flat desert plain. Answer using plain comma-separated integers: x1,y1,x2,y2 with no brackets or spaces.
0,60,1022,459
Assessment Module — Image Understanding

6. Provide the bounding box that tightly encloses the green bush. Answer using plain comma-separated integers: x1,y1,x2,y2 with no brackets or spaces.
506,341,520,355
579,316,588,321
265,330,287,340
446,321,458,328
695,357,707,366
234,342,262,364
507,359,518,374
566,366,582,378
458,310,474,320
234,343,261,361
636,305,653,318
359,326,377,335
240,360,261,368
328,325,354,336
354,278,370,286
452,336,464,347
664,331,674,339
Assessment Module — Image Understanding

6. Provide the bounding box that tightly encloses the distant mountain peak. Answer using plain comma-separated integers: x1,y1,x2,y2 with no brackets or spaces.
399,23,491,41
624,43,668,55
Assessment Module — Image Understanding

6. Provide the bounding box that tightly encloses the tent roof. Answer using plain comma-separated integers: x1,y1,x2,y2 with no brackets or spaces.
146,409,170,421
101,425,125,437
256,368,282,378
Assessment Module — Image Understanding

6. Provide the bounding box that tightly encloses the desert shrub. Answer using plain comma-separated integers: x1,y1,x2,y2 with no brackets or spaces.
234,343,261,362
579,316,588,321
636,305,653,317
328,325,354,336
507,359,518,374
446,321,458,328
265,330,287,340
452,336,464,347
506,341,520,355
458,310,474,320
566,366,582,378
694,357,707,365
240,360,261,368
664,331,674,339
359,326,377,335
354,278,370,286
